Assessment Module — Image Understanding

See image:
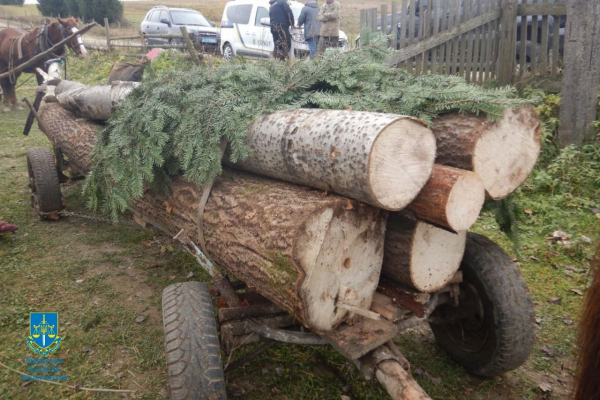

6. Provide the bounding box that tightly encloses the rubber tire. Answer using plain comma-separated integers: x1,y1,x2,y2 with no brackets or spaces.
26,147,62,215
222,43,234,61
429,233,535,377
162,282,227,400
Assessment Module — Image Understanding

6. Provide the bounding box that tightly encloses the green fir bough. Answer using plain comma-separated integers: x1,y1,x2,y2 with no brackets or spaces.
85,42,529,219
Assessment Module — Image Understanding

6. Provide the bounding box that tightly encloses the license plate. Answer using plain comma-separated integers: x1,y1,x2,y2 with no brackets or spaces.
202,38,218,43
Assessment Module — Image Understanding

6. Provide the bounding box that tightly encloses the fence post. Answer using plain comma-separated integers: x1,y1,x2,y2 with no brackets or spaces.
381,4,388,37
140,31,148,53
180,26,202,65
371,8,377,33
360,9,366,33
496,0,517,85
104,18,112,52
391,2,398,49
558,0,600,146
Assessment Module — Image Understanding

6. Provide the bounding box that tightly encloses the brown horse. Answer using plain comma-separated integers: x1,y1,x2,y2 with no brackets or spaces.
0,17,87,112
573,244,600,400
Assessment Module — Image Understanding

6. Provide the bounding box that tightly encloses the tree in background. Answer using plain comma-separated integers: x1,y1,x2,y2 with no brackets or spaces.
37,0,68,16
0,0,25,6
64,0,81,18
78,0,123,25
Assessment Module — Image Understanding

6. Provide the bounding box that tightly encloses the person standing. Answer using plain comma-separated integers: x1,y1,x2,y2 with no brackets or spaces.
317,0,340,52
298,0,321,59
269,0,295,60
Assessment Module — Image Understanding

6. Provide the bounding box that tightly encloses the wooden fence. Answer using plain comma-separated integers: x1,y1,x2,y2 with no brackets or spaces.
361,0,567,86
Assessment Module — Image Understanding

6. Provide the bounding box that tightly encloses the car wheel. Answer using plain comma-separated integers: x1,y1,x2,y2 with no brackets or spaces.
222,43,234,61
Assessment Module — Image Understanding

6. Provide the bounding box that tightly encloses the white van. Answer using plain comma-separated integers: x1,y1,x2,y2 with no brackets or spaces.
220,0,348,60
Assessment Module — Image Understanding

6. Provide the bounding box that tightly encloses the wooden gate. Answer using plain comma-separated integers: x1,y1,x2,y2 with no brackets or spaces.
361,0,567,86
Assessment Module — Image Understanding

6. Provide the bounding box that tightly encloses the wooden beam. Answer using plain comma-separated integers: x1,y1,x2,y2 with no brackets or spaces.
559,0,600,145
516,2,567,16
104,18,111,52
496,0,518,85
180,26,202,65
385,9,501,65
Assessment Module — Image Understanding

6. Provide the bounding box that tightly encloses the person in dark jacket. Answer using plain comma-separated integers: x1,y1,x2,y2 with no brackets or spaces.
297,0,321,59
269,0,295,60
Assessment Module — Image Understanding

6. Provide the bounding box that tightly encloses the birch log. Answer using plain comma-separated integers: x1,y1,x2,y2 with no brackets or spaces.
36,103,387,333
56,81,139,121
228,109,437,211
383,212,466,292
407,165,485,231
54,80,87,96
433,106,541,199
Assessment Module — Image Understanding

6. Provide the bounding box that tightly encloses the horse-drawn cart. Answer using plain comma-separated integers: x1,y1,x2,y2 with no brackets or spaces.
24,96,536,399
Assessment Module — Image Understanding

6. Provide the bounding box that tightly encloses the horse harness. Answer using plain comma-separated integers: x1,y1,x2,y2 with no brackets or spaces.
4,22,69,83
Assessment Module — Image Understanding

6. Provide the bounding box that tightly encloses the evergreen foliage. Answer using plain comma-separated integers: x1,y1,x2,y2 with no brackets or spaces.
84,41,530,219
37,0,68,17
77,0,123,25
0,0,25,6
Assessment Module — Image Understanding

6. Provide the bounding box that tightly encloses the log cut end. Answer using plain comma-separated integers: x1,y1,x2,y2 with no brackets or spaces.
296,204,387,332
445,169,485,231
473,106,541,199
369,118,437,210
383,214,467,292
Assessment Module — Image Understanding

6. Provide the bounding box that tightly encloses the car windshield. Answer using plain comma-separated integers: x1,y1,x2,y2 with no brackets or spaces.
171,10,210,26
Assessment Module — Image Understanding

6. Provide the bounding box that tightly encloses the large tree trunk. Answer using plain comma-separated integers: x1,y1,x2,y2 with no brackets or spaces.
382,212,466,292
36,102,387,332
407,165,485,231
433,106,541,200
227,109,437,211
56,81,139,121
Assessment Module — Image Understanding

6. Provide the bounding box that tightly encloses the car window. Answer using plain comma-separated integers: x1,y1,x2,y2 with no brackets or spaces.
159,10,170,23
227,4,253,25
149,11,160,23
254,7,269,26
171,10,210,26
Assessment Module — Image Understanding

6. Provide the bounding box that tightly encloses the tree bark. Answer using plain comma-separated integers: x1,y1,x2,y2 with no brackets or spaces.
228,109,437,211
36,102,387,333
382,212,466,292
56,81,139,121
432,106,541,200
407,165,485,231
55,80,87,96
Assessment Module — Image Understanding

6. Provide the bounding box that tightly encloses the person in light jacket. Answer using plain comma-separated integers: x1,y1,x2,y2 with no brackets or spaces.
269,0,295,60
316,0,340,52
297,0,322,59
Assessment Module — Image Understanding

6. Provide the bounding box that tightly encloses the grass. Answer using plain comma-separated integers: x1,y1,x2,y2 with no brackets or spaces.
0,51,598,399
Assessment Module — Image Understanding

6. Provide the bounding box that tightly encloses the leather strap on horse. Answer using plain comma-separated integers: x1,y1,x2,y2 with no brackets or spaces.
8,35,25,84
196,138,228,256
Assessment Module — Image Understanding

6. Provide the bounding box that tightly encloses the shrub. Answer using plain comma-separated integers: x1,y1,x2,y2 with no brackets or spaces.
37,0,68,17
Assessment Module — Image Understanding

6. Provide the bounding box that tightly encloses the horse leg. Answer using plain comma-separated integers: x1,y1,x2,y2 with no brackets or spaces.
0,78,11,112
7,73,23,110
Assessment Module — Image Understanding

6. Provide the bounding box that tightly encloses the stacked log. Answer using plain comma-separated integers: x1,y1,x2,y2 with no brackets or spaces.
37,102,387,333
38,81,543,324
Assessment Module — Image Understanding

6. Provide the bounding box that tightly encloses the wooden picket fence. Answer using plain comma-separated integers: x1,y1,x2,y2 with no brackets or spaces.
361,0,567,86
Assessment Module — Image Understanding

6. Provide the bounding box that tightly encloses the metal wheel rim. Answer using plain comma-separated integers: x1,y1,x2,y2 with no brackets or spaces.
435,281,488,353
223,45,233,61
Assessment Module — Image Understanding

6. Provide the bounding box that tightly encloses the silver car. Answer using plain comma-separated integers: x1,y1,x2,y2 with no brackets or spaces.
141,6,220,52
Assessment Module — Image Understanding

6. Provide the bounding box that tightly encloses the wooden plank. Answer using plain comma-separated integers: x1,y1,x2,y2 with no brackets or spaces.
517,2,567,16
180,26,202,65
371,8,377,32
439,0,449,75
464,0,476,81
422,0,432,73
408,0,417,72
471,0,482,82
450,0,461,74
399,0,409,68
385,9,501,65
475,0,487,82
324,316,399,360
445,0,458,75
559,0,600,145
104,18,111,52
360,9,367,34
540,2,549,74
381,4,388,36
431,0,441,74
366,9,372,31
519,15,527,77
487,0,498,79
391,2,398,49
111,35,143,41
370,292,408,322
496,0,518,85
551,12,560,76
458,0,471,78
530,0,539,74
415,0,425,75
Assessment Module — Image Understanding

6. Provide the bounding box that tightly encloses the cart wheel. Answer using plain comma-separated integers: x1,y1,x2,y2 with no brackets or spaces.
429,233,535,377
162,282,227,400
26,147,63,218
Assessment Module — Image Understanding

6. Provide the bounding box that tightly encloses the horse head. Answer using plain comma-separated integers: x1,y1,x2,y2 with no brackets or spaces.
51,17,88,59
